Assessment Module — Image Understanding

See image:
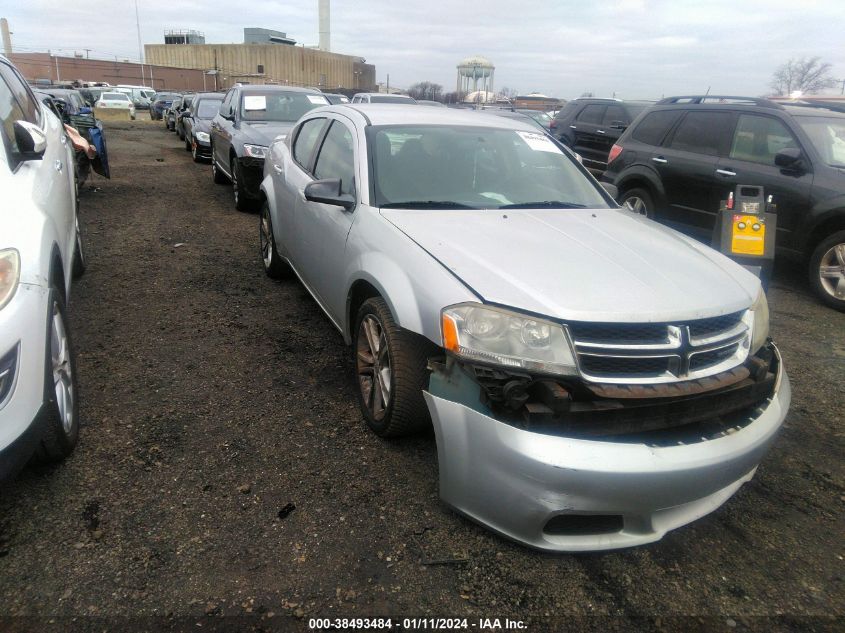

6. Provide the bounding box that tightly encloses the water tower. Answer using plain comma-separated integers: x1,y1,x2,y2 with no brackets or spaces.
456,55,494,100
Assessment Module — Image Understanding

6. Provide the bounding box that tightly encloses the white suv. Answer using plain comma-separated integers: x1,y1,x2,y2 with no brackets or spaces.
0,55,84,479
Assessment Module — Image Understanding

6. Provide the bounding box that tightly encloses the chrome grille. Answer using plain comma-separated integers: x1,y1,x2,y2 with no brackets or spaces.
568,312,750,384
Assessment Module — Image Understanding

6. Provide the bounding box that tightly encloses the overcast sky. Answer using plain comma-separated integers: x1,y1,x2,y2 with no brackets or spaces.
3,0,845,98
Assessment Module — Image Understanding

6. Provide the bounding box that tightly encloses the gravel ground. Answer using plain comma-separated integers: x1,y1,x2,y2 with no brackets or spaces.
0,120,842,632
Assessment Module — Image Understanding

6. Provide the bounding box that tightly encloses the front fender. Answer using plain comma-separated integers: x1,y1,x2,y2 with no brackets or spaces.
344,256,424,345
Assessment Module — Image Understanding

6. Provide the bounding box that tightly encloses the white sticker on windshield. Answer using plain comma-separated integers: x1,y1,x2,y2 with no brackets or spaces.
243,95,267,111
307,95,330,105
516,131,562,153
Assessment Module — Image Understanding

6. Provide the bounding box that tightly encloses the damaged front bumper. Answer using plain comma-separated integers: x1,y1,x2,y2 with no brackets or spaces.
423,345,790,552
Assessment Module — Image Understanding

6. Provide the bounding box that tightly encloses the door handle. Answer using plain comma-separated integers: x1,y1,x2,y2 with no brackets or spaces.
569,125,577,129
596,129,606,134
715,169,736,177
652,156,668,164
54,160,63,173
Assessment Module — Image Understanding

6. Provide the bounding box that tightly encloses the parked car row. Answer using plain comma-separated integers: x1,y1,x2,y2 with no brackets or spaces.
156,93,790,551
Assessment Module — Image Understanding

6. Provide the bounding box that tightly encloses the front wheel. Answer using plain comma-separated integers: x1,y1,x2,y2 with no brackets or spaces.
232,158,256,212
620,187,655,219
32,290,80,463
353,297,436,437
809,229,845,312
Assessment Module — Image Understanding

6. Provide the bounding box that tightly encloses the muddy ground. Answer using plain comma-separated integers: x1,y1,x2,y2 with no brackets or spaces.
0,119,842,632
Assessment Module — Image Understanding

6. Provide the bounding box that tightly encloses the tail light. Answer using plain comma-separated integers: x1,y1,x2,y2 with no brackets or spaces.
608,143,623,164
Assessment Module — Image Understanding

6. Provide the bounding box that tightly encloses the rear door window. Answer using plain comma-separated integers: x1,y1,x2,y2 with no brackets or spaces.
729,114,798,165
602,105,626,126
668,111,733,156
576,104,606,125
293,117,327,170
631,110,682,146
313,121,356,196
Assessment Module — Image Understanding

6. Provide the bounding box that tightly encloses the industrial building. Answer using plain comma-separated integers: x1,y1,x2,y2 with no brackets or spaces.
144,1,373,92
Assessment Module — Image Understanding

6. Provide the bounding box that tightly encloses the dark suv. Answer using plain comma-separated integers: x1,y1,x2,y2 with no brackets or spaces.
551,98,652,173
603,95,845,311
210,85,330,211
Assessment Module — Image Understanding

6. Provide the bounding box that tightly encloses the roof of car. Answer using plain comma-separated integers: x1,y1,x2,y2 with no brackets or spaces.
192,92,224,100
327,103,541,131
354,92,413,98
782,104,845,118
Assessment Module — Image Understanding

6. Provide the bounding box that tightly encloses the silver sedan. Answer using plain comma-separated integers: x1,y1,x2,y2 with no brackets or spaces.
259,105,790,551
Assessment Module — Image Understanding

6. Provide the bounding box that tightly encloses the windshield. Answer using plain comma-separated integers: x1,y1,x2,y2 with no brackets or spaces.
369,95,415,104
795,116,845,167
240,91,329,122
102,93,130,101
156,93,179,102
196,99,223,118
369,125,610,209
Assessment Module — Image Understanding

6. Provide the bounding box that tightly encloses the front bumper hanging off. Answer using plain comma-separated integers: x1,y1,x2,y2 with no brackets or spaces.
423,345,790,552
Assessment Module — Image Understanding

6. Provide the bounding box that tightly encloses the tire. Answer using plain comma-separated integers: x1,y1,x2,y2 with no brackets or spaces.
232,157,255,212
72,216,86,279
259,201,292,279
211,149,228,184
184,134,191,151
620,187,655,219
192,140,202,163
31,289,80,463
353,297,436,437
808,229,845,312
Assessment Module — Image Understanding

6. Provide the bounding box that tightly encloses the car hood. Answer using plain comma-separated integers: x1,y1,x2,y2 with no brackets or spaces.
237,121,294,146
381,207,761,323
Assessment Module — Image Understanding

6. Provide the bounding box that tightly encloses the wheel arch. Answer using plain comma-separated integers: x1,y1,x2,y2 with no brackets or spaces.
615,167,666,206
800,209,845,260
49,244,67,302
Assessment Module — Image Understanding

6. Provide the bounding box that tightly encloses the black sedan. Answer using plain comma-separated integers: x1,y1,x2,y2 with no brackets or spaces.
181,93,224,162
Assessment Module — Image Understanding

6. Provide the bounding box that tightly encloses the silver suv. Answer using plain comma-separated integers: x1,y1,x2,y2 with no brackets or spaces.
258,104,790,551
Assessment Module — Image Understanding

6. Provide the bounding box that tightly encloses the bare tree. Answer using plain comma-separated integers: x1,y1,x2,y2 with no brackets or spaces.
499,86,518,99
408,81,444,101
770,57,837,96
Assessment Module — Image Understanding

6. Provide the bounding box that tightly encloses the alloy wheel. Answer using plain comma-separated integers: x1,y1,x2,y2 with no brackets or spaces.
625,196,649,216
357,315,391,421
50,303,75,435
259,206,273,268
232,160,239,206
819,242,845,300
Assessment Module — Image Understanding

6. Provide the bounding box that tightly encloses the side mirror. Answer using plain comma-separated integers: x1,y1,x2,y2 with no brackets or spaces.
775,147,802,169
14,120,47,160
600,182,618,198
609,120,627,130
304,179,355,210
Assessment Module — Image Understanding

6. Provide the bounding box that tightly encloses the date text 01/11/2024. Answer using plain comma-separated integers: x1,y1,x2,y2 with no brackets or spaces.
308,618,528,630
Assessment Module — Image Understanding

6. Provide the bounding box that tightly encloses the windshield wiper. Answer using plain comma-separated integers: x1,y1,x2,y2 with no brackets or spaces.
380,201,478,209
498,201,587,209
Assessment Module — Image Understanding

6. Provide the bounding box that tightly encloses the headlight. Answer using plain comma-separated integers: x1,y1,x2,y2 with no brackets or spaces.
195,131,210,142
0,249,21,311
243,144,267,159
441,304,578,376
749,289,770,353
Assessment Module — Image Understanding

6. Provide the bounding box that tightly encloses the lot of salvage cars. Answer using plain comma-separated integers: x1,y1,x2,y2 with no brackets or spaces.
0,118,840,624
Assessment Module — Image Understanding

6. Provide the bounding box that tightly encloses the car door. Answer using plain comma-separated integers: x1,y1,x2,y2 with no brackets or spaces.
212,89,235,170
652,110,734,237
294,117,358,321
715,113,813,251
272,116,328,263
568,104,610,170
0,62,74,283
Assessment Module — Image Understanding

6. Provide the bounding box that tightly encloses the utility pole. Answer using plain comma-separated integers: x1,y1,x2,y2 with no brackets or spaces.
55,54,61,83
386,73,389,94
84,48,91,59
